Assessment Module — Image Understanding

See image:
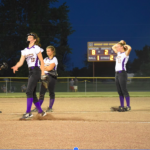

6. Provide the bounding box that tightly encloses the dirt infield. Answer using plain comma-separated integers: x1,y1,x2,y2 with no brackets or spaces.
0,97,150,149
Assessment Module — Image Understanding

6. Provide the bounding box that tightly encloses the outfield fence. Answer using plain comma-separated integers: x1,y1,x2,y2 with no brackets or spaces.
0,77,150,94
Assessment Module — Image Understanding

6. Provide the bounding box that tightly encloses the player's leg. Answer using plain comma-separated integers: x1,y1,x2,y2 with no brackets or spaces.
110,73,125,112
31,85,45,113
31,82,47,112
118,71,131,111
21,68,45,119
39,82,47,105
46,76,56,112
32,68,46,115
20,75,36,119
115,73,124,107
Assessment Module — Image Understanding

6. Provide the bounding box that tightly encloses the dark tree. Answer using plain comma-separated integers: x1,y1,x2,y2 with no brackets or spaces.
0,0,74,77
131,45,150,76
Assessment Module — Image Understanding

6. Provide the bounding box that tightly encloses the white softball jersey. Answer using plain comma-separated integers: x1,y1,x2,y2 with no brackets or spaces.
43,57,58,73
21,45,44,67
115,52,129,71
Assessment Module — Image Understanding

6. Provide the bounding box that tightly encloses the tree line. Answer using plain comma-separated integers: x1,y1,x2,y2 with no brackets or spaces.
0,0,74,77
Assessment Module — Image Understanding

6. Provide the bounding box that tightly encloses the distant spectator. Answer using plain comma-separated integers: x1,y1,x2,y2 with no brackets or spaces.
69,79,74,92
74,77,78,92
1,85,6,93
11,85,15,93
21,84,26,92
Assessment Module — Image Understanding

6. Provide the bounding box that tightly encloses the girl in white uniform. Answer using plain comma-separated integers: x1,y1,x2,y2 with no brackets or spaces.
32,45,58,112
112,40,132,112
11,33,46,119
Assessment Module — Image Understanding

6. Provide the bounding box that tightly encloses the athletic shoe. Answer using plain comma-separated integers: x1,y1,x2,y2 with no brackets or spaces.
46,107,53,112
20,112,33,120
124,106,131,111
38,111,46,117
118,106,125,112
0,111,2,113
31,107,38,112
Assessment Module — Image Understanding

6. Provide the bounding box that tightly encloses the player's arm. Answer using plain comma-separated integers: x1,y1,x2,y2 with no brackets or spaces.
125,45,132,56
11,55,25,73
37,52,45,75
44,63,55,71
112,44,118,53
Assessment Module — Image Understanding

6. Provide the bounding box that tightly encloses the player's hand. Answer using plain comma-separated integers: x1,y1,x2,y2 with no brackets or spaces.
11,66,18,74
41,70,45,76
44,66,47,71
124,45,128,50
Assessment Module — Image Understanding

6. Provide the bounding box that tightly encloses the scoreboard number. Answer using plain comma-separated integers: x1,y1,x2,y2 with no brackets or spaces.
104,49,108,55
91,50,96,55
97,55,99,61
110,55,113,61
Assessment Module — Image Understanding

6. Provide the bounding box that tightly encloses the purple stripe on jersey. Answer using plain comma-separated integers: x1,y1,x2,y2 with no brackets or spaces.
48,57,54,60
35,56,39,66
27,45,35,49
122,58,126,70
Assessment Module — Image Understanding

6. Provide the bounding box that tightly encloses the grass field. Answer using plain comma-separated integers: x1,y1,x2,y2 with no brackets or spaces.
0,91,150,98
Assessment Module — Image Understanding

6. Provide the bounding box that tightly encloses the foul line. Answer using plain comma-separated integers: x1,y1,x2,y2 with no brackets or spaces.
8,111,150,114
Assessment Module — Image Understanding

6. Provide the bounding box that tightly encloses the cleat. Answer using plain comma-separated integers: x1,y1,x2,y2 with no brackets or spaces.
31,107,38,112
46,107,53,112
20,112,33,120
124,106,131,111
118,106,125,112
0,111,2,113
38,111,46,117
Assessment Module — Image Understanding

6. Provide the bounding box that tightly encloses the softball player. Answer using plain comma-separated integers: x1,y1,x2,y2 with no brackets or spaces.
112,40,132,112
11,32,46,119
32,45,58,112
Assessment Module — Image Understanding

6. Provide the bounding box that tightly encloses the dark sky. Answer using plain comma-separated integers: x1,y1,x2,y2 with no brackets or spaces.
56,0,150,70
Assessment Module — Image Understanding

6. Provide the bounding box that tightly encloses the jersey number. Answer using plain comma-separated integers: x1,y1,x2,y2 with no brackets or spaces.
118,59,121,63
31,58,35,62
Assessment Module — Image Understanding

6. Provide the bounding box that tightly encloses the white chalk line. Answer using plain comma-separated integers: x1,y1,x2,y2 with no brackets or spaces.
7,111,150,115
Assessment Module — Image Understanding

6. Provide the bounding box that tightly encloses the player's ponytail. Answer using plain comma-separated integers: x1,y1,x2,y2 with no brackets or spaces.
29,32,41,47
46,45,56,56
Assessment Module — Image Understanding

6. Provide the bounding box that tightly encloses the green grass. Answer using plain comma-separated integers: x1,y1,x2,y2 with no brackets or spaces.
0,92,150,98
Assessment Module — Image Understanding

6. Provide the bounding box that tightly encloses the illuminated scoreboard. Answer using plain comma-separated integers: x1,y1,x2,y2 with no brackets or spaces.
87,41,118,62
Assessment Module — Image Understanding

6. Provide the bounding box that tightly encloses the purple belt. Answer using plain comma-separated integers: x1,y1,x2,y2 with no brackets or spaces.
28,66,39,70
116,70,126,73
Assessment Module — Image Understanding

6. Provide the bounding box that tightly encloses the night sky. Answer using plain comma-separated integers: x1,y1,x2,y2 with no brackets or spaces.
56,0,150,70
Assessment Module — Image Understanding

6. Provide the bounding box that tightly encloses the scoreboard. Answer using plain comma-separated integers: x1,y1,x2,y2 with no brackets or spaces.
87,41,118,62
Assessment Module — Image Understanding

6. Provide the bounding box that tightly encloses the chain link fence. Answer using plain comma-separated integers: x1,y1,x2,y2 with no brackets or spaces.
0,77,150,94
